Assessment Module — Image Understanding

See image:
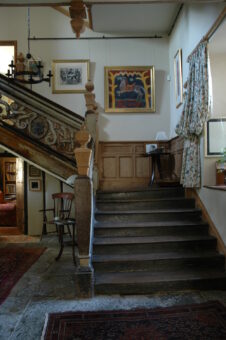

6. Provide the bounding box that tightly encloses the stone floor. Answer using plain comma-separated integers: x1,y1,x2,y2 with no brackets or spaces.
1,234,226,340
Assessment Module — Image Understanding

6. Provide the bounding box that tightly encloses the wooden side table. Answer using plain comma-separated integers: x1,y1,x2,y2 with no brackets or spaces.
145,149,171,186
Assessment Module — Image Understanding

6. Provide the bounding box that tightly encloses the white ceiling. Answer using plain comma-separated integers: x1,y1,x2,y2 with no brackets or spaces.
209,18,226,54
91,3,180,34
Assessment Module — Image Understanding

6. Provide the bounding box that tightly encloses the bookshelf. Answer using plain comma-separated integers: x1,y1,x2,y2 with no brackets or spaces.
2,157,16,200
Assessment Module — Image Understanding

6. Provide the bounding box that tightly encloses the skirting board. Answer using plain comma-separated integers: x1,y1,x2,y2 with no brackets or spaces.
185,188,226,257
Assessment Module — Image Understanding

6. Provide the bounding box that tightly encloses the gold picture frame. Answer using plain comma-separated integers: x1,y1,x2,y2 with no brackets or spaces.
105,66,155,113
174,49,183,108
52,59,90,94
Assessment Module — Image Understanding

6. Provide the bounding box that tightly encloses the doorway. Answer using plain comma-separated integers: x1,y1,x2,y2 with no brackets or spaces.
0,148,25,235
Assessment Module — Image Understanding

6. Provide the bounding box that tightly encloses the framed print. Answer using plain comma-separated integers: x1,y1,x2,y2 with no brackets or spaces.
29,179,41,191
205,118,226,156
29,165,41,177
105,66,155,113
52,59,89,94
174,49,183,108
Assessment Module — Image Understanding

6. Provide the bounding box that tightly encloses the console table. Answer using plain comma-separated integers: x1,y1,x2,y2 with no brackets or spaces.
145,149,171,186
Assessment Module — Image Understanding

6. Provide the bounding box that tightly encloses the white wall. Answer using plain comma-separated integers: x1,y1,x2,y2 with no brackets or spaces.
169,4,225,138
27,167,74,236
0,7,170,141
203,51,226,186
209,53,226,117
169,4,226,244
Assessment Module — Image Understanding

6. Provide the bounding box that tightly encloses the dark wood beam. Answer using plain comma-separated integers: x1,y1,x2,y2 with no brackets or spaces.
0,0,224,6
0,2,70,6
84,0,225,4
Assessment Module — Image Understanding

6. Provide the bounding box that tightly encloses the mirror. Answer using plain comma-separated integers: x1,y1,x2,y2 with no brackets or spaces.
205,118,226,156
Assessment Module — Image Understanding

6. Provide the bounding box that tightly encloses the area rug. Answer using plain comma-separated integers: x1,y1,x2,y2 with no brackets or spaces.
42,301,226,340
0,246,46,305
0,235,40,243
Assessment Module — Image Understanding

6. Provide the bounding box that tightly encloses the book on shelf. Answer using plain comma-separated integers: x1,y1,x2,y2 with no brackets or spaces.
5,162,16,173
5,183,16,194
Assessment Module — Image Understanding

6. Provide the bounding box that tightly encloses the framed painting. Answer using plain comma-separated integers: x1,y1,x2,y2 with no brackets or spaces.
29,165,41,178
52,59,89,94
174,49,183,108
29,179,41,192
104,66,155,113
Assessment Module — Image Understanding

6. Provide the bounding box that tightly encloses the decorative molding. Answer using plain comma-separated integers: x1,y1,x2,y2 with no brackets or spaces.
0,100,76,160
185,188,226,256
70,0,87,38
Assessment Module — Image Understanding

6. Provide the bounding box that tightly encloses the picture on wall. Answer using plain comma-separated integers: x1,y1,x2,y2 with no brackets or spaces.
29,165,41,178
52,60,90,94
29,179,41,192
174,49,183,108
105,66,155,113
205,118,226,156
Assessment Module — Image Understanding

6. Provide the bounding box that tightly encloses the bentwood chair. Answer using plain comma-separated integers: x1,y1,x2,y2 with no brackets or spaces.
40,192,74,240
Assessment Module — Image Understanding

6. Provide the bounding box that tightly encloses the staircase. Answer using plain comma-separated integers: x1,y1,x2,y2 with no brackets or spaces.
0,74,84,180
93,187,226,295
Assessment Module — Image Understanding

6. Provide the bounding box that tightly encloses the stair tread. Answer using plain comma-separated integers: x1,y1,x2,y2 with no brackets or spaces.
93,251,223,263
95,208,201,215
94,221,208,229
95,269,226,285
97,187,183,194
93,235,215,245
96,198,193,203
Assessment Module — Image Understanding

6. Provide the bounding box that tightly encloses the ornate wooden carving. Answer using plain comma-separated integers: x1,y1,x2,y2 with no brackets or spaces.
74,124,92,176
70,0,87,38
0,100,76,160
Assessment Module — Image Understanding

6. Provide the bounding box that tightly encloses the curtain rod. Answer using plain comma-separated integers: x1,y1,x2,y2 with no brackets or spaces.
187,7,226,62
28,35,163,41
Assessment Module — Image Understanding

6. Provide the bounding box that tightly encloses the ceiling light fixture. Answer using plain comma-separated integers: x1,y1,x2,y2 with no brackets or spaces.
6,8,53,86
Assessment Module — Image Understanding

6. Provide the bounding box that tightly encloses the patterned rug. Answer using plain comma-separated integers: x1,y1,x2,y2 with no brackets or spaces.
0,235,40,243
42,301,226,340
0,246,45,305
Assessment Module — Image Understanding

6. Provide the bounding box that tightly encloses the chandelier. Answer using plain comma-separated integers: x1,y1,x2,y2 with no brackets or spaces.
6,8,53,86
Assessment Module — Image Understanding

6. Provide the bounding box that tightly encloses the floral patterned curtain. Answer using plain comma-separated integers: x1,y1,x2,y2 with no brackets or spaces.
175,41,209,188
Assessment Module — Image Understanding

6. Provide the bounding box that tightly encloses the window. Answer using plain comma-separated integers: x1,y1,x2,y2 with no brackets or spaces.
0,41,17,75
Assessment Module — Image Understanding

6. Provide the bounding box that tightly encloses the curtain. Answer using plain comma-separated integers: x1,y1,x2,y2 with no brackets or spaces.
175,41,209,188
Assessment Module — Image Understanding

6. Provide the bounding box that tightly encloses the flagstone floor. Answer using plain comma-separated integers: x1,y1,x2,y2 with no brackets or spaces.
1,234,226,340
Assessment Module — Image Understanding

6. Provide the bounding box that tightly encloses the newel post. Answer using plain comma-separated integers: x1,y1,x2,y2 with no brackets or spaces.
74,123,94,297
84,80,99,192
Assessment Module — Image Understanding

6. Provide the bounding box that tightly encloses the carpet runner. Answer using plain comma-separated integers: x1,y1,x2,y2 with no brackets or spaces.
42,301,226,340
0,246,45,305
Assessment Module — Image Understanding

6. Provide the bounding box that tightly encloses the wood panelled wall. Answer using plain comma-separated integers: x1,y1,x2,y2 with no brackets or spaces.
98,137,184,191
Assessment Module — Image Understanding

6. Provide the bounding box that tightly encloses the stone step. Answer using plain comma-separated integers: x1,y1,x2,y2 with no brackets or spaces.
96,187,185,201
94,221,209,237
94,269,226,295
93,235,217,255
95,209,202,223
96,198,196,211
93,251,225,273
